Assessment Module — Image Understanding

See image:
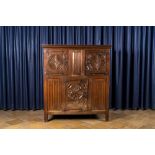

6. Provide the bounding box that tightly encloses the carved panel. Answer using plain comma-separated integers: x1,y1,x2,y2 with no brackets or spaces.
47,78,62,111
85,51,107,74
64,79,88,111
91,78,106,110
46,50,69,75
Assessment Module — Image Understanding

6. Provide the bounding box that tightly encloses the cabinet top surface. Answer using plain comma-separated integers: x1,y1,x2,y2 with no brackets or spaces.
42,44,112,49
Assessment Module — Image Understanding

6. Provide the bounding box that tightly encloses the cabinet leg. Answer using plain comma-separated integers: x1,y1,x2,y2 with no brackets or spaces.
105,112,109,121
44,113,48,122
49,115,54,121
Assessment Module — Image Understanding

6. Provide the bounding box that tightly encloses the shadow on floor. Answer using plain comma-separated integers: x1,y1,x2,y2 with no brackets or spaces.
49,114,99,121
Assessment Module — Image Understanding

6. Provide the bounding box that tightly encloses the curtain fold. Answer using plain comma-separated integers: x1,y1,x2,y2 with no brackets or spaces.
0,26,155,110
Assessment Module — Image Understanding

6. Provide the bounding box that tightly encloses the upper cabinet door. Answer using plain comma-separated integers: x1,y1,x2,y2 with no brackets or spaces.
44,49,70,76
85,50,109,75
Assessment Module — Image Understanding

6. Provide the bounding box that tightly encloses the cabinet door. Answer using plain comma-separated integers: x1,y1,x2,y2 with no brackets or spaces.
63,77,91,111
44,49,70,76
85,50,108,75
90,77,109,110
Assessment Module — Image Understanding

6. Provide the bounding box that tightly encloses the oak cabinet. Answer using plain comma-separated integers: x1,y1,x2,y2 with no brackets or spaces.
43,45,111,121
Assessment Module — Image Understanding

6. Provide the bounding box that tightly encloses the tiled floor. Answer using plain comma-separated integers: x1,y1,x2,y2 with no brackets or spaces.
0,110,155,128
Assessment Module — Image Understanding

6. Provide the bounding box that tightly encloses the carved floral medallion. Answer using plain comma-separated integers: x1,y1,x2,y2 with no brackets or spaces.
47,51,69,74
85,52,106,74
64,79,88,111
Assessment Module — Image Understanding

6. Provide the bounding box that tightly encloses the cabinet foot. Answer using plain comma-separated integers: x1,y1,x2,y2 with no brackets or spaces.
105,112,109,121
49,115,54,121
44,113,48,122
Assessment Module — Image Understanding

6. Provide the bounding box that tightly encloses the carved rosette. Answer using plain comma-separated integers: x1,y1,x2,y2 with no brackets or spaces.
64,79,88,111
85,52,106,74
47,51,69,74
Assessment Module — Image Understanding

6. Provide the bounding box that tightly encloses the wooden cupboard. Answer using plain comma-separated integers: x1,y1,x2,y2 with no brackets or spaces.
42,45,111,121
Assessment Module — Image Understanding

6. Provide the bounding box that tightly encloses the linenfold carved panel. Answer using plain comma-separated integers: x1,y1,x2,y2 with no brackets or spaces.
47,50,69,75
85,51,107,74
48,79,61,111
64,79,88,111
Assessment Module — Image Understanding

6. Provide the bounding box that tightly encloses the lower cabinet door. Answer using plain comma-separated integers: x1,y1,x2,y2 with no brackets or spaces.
63,77,91,112
90,77,108,111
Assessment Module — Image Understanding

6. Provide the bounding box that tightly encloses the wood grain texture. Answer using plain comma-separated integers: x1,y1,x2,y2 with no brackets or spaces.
71,50,82,75
43,45,111,121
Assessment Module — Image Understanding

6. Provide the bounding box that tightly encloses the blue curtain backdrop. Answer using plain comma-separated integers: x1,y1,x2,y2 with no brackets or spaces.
0,26,155,110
